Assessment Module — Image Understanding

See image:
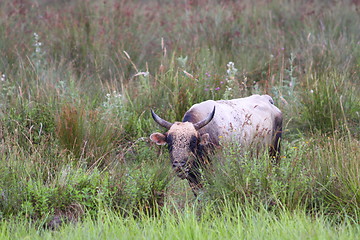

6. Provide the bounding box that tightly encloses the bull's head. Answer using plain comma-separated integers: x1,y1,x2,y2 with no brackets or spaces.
150,107,215,179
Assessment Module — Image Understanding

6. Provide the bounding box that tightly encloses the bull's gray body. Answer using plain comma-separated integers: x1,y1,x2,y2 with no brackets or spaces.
184,94,282,151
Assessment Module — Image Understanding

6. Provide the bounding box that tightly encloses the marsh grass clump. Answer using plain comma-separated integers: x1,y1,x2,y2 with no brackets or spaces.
203,140,316,211
0,140,171,224
202,134,360,219
56,103,126,168
300,72,360,135
306,135,360,217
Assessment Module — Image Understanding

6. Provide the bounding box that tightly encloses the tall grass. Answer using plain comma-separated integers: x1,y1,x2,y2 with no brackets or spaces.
1,204,359,239
0,0,359,235
204,134,360,217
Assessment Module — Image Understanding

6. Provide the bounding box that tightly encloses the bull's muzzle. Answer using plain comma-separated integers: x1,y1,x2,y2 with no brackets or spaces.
172,160,190,179
172,161,186,169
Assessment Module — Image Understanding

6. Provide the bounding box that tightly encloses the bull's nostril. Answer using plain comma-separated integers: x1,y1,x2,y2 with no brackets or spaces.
172,159,188,169
173,161,186,168
172,162,180,168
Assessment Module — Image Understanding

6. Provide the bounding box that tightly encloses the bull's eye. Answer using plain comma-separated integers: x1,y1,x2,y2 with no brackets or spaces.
167,144,173,152
189,135,198,152
167,134,174,152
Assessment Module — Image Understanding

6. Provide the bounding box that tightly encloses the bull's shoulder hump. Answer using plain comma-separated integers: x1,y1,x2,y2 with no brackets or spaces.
191,100,217,109
187,100,217,113
182,100,217,123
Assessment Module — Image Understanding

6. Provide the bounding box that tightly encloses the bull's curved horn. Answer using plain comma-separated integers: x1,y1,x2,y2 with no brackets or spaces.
193,106,216,130
151,109,173,129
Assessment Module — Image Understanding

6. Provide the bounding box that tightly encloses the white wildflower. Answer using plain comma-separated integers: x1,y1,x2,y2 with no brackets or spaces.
134,71,149,77
227,62,234,68
226,61,238,76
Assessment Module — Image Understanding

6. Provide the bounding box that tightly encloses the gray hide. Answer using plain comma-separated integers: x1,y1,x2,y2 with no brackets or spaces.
183,94,282,153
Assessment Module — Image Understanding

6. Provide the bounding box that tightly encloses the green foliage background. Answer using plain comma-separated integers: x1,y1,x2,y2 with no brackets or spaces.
0,0,359,237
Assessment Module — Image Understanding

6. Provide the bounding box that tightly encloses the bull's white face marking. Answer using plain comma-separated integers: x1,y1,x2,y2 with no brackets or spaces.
167,122,199,178
168,122,197,142
150,122,210,179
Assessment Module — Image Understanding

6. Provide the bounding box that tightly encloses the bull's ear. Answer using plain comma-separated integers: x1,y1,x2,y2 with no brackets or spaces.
150,133,167,145
200,133,210,145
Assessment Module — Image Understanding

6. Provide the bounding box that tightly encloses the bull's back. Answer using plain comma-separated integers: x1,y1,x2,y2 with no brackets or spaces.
183,95,282,147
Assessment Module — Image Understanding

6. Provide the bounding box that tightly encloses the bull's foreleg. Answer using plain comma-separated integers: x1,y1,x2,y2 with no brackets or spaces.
270,126,282,164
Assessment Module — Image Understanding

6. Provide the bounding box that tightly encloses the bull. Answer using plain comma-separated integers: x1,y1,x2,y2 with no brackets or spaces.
150,94,282,196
